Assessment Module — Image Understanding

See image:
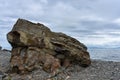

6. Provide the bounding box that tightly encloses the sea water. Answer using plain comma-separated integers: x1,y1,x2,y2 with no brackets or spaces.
88,48,120,62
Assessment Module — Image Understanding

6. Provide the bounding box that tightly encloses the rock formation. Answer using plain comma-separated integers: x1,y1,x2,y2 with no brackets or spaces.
7,19,91,74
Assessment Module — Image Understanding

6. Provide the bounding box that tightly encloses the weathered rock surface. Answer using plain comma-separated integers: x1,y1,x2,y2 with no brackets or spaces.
7,19,91,74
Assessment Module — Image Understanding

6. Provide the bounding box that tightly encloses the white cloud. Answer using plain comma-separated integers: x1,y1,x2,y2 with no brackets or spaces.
79,15,105,22
74,34,120,48
40,0,48,4
0,0,120,49
113,18,120,25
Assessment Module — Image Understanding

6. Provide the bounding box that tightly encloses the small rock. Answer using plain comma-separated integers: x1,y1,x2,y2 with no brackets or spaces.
0,71,4,75
0,71,6,79
0,46,2,50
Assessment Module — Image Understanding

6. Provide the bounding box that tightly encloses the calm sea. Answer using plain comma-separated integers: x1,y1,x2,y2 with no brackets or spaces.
88,48,120,62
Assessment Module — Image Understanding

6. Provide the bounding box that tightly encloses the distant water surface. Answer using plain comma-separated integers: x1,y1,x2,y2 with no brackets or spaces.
88,48,120,62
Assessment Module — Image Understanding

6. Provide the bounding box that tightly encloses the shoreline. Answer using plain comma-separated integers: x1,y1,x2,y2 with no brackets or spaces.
0,50,120,80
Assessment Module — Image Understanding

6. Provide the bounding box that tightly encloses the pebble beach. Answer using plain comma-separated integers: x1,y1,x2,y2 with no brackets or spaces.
0,50,120,80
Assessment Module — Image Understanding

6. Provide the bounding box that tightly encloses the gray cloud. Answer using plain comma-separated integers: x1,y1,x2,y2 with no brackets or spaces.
0,0,120,49
80,20,120,31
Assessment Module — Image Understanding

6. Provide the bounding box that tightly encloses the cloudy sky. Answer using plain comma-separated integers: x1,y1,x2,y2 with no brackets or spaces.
0,0,120,49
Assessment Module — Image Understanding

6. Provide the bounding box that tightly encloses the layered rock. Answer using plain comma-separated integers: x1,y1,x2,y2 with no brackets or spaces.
7,19,91,74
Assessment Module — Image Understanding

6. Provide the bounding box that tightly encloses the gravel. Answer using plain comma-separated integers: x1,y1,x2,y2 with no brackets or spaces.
0,50,120,80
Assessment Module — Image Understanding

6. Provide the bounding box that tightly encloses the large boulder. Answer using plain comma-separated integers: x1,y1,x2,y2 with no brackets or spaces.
7,19,91,74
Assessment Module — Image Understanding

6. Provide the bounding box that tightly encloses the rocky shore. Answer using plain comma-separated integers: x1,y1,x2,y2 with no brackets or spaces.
0,49,120,80
0,19,120,80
